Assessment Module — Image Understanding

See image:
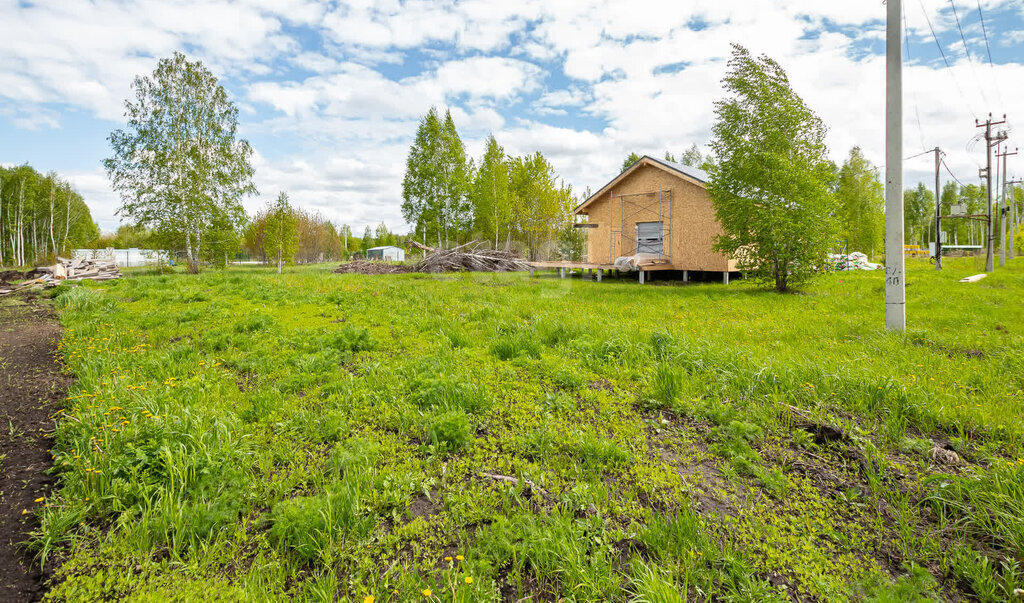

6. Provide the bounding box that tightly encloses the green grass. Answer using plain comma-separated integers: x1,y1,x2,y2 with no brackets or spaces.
36,257,1024,600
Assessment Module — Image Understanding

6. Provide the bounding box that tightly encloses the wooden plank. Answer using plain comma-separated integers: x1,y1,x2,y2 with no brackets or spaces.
959,274,988,283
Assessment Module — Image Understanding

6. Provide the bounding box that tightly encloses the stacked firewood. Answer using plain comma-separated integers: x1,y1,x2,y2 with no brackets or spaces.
0,257,121,295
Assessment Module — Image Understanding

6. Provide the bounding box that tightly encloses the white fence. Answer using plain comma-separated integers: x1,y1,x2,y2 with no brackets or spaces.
73,248,170,268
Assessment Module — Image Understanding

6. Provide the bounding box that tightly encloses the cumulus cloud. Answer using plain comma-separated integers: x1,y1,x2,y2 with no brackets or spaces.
1,0,1022,233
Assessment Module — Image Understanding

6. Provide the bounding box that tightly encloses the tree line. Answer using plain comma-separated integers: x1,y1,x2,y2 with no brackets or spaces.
401,108,582,261
0,164,98,266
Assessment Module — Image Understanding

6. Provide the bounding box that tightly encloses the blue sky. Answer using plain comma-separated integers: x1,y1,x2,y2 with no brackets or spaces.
2,0,1023,233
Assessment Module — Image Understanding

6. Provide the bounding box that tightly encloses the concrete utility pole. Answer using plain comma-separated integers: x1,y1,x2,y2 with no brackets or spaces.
997,148,1017,267
1009,178,1022,261
934,147,942,270
976,115,1007,272
885,0,905,331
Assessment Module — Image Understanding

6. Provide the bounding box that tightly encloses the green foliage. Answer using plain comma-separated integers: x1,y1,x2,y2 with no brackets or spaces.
105,52,255,273
904,183,936,246
41,259,1024,600
0,164,98,266
836,146,884,258
490,331,542,360
472,135,513,247
860,564,939,602
621,152,642,172
708,44,838,291
648,363,684,409
261,192,298,273
269,475,373,563
424,409,473,452
401,107,473,248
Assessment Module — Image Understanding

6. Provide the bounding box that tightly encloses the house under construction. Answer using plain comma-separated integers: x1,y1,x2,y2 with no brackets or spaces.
531,155,738,283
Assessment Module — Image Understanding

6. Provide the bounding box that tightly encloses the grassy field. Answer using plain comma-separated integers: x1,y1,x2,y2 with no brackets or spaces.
35,257,1024,601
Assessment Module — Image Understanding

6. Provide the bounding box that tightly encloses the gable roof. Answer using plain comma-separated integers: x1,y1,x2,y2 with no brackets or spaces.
574,155,708,214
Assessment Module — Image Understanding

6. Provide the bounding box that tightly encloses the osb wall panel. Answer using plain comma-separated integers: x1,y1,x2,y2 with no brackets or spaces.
579,164,731,271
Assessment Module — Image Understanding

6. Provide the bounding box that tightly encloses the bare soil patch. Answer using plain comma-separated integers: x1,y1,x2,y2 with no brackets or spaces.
0,293,69,601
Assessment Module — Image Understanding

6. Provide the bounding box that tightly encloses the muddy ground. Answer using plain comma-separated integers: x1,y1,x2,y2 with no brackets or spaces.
0,293,67,601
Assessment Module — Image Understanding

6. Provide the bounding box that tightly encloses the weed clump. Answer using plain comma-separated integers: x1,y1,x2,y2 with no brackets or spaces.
269,477,373,563
490,331,541,360
411,377,491,414
425,410,474,453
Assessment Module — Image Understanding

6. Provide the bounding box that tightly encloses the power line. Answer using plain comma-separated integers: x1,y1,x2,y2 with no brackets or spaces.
917,0,977,120
905,149,935,161
941,157,967,188
976,0,1007,109
976,0,994,65
948,0,990,107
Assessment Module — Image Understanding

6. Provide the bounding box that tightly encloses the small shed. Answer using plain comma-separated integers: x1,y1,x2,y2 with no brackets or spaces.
366,246,405,262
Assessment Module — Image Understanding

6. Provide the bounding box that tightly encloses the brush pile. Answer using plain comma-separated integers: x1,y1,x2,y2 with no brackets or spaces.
332,241,531,276
0,256,121,295
333,260,411,275
412,241,531,273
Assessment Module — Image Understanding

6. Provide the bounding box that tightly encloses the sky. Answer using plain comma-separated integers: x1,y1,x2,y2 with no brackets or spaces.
1,0,1023,233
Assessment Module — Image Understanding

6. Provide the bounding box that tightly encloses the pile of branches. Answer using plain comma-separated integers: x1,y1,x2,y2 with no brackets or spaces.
332,241,530,276
411,241,531,273
0,256,121,295
333,260,412,275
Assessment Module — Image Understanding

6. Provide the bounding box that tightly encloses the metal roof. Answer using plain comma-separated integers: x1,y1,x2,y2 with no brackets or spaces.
574,155,709,214
643,155,708,183
367,246,403,251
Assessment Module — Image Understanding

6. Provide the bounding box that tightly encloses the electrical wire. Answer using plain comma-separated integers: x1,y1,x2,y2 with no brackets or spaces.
905,149,936,161
977,0,994,65
942,157,968,188
948,0,990,108
917,0,977,120
976,0,1007,110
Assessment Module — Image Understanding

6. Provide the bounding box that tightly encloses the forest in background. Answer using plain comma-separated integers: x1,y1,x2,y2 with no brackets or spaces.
0,165,98,266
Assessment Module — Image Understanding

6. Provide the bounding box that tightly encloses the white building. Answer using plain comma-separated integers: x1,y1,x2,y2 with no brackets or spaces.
365,246,405,262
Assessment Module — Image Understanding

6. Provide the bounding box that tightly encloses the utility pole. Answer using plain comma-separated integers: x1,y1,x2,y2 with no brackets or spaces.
1009,178,1022,261
976,115,1007,272
934,147,942,270
996,147,1017,267
885,0,905,331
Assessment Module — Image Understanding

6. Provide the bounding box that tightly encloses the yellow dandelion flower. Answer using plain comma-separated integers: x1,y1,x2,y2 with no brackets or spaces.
363,597,374,603
456,555,464,561
444,556,452,562
34,497,44,503
464,577,473,584
421,589,431,596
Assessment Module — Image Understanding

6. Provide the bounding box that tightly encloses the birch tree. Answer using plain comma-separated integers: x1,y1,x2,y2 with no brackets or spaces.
708,44,837,292
105,52,255,274
262,192,297,274
471,135,512,248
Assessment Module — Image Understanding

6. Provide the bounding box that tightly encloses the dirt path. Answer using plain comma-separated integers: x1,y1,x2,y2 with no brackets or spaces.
0,294,67,601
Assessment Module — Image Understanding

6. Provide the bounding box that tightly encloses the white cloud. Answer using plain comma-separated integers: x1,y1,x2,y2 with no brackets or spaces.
2,0,1023,234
